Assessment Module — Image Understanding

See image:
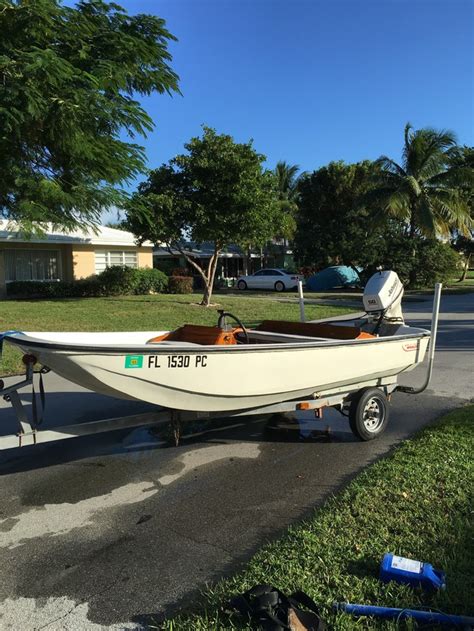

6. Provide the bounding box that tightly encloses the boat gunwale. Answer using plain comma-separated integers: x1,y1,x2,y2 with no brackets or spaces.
5,329,431,355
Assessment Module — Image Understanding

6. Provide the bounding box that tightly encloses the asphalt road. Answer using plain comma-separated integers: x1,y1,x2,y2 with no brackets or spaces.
0,292,472,630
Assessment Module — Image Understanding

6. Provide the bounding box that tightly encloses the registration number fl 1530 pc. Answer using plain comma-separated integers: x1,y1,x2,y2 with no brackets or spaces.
125,355,208,369
151,355,207,369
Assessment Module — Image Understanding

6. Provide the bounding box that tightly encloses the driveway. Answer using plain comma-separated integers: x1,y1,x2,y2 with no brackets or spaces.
0,292,472,630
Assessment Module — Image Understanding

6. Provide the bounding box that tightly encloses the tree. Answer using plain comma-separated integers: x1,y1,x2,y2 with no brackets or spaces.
275,161,300,204
368,124,473,238
274,161,301,241
450,147,474,281
126,127,281,306
0,0,179,233
451,235,473,281
105,221,128,231
376,230,461,287
294,160,388,271
365,124,473,285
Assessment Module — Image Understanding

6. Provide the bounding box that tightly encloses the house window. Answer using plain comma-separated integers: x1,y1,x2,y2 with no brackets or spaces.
4,250,60,282
95,250,138,273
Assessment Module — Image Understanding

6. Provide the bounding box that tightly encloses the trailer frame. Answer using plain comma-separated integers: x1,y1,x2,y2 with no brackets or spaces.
0,371,399,450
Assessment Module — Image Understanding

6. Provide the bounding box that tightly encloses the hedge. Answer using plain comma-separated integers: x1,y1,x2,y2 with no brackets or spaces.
168,275,193,294
7,267,168,298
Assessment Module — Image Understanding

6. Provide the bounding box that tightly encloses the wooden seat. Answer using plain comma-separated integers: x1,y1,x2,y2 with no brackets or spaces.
255,320,375,340
148,325,240,345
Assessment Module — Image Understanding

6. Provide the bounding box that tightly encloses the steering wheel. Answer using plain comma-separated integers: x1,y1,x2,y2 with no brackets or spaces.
217,310,249,344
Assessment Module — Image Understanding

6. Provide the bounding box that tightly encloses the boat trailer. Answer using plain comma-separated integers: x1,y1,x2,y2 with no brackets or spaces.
0,372,400,449
0,285,441,451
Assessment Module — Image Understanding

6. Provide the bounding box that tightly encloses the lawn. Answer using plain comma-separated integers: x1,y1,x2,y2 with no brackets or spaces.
413,276,474,295
161,405,474,630
0,293,352,376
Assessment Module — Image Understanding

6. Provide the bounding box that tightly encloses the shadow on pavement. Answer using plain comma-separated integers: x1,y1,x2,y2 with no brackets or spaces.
0,394,358,475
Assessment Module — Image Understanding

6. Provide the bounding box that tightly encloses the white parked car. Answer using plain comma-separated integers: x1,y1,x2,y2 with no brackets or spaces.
236,268,303,292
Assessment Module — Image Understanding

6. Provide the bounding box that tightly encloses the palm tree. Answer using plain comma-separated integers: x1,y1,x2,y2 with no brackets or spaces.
274,161,302,242
275,161,301,203
369,123,473,239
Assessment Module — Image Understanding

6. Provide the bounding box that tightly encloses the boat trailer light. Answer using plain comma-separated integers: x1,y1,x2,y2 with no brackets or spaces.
296,401,324,417
297,402,311,410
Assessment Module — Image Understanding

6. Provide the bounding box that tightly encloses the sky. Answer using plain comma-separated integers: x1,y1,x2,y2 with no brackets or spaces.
102,0,473,222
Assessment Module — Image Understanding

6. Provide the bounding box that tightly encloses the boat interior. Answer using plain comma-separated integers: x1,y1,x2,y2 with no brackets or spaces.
147,319,377,346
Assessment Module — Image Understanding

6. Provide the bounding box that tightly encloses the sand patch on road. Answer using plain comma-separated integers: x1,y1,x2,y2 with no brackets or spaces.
0,481,158,549
0,442,260,549
158,442,261,486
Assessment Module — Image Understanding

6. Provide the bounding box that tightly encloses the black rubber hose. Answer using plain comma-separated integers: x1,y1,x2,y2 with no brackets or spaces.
217,311,249,344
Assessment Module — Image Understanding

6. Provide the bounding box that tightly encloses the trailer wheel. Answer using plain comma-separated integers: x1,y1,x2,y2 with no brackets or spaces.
349,387,389,441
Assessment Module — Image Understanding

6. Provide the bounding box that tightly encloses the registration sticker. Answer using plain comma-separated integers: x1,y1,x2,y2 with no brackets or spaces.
125,355,143,368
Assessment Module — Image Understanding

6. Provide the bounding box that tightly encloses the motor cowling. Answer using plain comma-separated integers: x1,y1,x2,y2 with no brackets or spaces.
363,270,404,322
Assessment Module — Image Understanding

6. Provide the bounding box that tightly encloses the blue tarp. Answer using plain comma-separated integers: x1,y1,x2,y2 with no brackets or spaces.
306,266,360,291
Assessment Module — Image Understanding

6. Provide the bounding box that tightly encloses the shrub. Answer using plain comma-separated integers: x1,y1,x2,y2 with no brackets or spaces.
96,265,137,295
364,236,461,288
297,265,316,278
6,278,102,298
133,268,168,294
171,267,189,277
70,277,103,297
6,267,169,299
168,275,193,294
416,240,461,287
6,280,67,298
154,259,177,276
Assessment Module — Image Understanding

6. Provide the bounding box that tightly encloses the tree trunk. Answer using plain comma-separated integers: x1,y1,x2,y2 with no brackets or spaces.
169,242,226,307
244,246,251,275
200,249,221,306
408,211,417,287
174,242,215,307
201,283,212,307
458,253,471,282
408,252,417,287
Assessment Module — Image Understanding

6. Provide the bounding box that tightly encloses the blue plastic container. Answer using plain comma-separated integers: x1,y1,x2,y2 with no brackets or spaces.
380,553,445,591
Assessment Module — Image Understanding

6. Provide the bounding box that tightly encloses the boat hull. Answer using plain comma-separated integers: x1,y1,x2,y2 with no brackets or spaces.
6,331,430,412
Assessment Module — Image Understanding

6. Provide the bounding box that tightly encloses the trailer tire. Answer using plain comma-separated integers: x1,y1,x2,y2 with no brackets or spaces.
349,387,389,441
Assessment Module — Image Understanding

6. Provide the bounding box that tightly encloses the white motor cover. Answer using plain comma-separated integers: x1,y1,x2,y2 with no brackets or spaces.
363,270,404,320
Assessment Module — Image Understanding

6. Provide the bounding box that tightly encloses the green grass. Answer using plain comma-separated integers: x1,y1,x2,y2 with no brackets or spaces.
447,275,474,287
160,406,474,630
0,293,351,376
413,279,474,295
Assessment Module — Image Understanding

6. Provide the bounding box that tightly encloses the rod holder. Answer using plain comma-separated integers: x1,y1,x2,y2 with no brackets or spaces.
298,280,305,322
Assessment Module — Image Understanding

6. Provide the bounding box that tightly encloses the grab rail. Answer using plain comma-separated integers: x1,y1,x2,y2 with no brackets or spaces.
398,283,442,395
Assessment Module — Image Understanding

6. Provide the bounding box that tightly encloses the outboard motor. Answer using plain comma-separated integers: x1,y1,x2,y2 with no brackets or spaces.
363,270,404,326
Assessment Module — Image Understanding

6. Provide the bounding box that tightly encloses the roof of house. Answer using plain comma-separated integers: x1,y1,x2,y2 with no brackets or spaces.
154,245,249,259
0,221,153,247
154,240,291,258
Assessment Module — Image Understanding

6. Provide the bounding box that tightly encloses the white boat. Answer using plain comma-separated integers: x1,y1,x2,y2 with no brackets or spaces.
1,272,431,414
